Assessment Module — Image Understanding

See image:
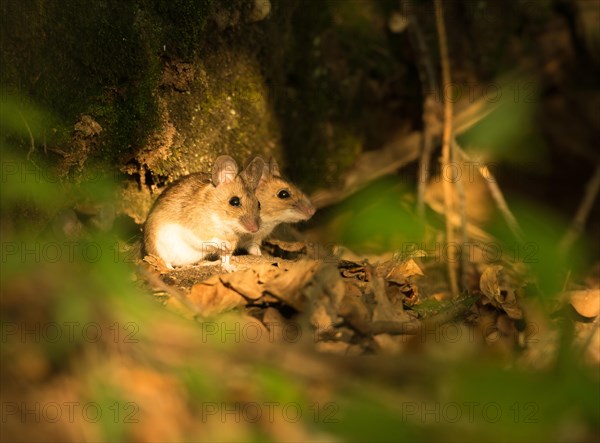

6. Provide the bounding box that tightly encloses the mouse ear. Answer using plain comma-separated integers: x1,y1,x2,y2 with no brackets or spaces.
241,156,265,190
268,157,281,177
242,155,260,170
212,155,239,186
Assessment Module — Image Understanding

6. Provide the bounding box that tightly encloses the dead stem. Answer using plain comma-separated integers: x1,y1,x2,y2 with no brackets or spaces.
453,139,469,290
559,163,600,253
455,141,525,243
435,0,459,296
310,89,506,210
401,0,439,219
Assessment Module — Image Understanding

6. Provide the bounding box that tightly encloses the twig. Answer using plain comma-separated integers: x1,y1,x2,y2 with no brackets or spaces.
559,163,600,253
19,111,39,169
455,142,525,243
425,194,496,244
452,139,469,289
401,0,439,219
435,0,459,296
309,78,507,210
417,101,437,219
368,295,477,336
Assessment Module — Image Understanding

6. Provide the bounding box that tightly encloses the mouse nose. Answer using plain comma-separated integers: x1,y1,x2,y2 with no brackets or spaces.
296,201,316,219
240,216,260,233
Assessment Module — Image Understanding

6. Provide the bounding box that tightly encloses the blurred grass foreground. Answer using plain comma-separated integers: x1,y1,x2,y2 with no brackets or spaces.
2,0,600,440
1,89,599,442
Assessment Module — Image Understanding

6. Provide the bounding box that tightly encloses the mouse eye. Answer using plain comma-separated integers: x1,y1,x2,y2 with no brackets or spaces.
229,196,241,207
277,189,290,199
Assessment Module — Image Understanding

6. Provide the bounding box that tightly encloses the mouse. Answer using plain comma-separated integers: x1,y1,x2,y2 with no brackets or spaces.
237,156,316,255
143,155,264,268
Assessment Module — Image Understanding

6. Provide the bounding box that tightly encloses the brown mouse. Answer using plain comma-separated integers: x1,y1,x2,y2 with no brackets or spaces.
237,157,316,255
143,155,264,268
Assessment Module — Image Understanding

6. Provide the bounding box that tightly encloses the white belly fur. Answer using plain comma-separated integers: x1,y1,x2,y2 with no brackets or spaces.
155,223,231,267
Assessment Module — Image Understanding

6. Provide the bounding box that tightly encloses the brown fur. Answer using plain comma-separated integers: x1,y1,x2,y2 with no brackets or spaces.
238,157,315,252
143,156,263,266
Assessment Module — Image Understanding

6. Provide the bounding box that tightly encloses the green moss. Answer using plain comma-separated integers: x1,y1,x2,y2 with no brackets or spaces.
0,0,164,172
148,0,215,59
1,0,269,183
150,48,278,179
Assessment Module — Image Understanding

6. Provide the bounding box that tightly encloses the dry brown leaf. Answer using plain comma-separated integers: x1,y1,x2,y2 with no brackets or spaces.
263,260,321,309
339,260,370,281
386,259,424,283
263,238,308,253
566,289,600,318
188,276,246,316
383,259,422,306
480,265,502,299
480,265,523,320
219,264,276,300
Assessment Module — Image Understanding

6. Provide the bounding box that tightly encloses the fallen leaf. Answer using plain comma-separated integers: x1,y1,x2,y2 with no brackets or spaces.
263,260,321,309
566,289,600,318
220,264,276,300
188,276,246,316
480,265,523,319
339,260,370,281
386,259,424,283
480,265,503,300
263,239,308,253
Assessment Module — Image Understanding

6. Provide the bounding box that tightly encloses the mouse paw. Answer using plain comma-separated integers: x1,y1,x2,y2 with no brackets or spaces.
247,244,262,256
220,254,237,273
